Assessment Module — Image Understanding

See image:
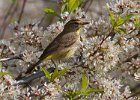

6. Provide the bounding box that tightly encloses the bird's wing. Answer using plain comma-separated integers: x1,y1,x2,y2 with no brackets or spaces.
25,32,78,74
39,32,77,60
39,37,59,61
58,32,78,47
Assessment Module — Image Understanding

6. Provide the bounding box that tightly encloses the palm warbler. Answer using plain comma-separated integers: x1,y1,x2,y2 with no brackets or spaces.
26,19,89,74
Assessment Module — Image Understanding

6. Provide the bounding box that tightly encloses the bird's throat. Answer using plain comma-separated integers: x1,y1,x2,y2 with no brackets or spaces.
76,29,80,35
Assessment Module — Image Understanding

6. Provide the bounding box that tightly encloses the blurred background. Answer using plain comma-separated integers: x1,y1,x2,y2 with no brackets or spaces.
0,0,139,39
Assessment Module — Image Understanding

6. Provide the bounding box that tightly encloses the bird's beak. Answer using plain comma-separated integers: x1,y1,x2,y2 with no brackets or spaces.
81,22,89,25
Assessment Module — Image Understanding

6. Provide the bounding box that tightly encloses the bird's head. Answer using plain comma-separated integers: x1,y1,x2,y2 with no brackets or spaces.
63,19,89,32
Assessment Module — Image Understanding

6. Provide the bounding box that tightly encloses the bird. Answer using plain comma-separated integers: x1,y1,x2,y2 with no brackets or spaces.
25,19,89,74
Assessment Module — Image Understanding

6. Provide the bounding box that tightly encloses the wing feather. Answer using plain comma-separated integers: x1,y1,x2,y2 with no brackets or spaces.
39,32,78,60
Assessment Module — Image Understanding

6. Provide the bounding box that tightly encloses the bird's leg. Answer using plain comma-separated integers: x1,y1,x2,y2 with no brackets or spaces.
51,59,57,68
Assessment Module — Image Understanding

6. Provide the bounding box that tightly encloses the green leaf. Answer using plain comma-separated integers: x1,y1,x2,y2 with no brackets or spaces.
41,67,51,80
51,67,69,82
115,27,126,34
85,88,104,95
64,90,81,100
135,15,140,28
117,14,134,26
51,66,59,81
67,0,81,12
57,68,68,78
107,7,116,28
81,75,89,93
0,62,2,67
61,2,68,13
0,72,13,76
43,8,61,19
43,8,55,14
0,62,12,76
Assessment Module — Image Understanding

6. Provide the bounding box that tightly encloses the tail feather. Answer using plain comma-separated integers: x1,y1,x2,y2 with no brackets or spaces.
25,60,42,74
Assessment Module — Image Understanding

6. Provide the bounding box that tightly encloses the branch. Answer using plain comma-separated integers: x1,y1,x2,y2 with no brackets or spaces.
17,0,27,24
0,55,23,62
0,1,18,39
91,30,114,56
13,67,55,86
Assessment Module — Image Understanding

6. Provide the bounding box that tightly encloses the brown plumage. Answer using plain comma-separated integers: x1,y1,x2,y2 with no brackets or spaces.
26,19,89,74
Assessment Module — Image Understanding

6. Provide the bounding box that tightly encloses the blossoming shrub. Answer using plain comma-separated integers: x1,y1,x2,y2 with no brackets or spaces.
0,0,139,99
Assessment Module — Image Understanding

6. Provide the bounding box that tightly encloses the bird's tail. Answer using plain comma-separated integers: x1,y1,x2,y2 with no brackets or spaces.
25,60,42,74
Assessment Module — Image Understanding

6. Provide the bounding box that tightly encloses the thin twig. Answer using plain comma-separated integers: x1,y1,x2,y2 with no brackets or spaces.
0,54,23,62
17,0,27,24
85,0,93,13
51,59,57,68
1,1,15,29
0,1,18,39
128,28,136,34
91,30,114,56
